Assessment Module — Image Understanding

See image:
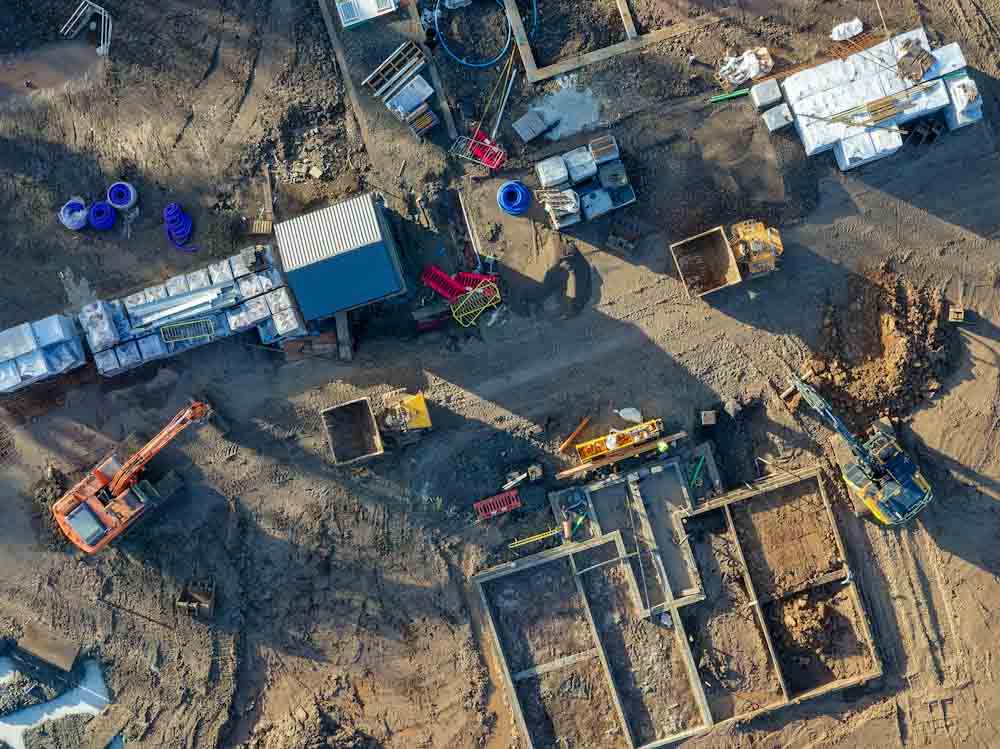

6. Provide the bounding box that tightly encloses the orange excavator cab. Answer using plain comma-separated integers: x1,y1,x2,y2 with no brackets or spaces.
52,401,212,554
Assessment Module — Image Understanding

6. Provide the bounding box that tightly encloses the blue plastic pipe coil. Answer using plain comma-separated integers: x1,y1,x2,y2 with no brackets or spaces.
107,181,138,211
88,201,116,231
164,202,196,252
59,197,88,231
497,181,531,216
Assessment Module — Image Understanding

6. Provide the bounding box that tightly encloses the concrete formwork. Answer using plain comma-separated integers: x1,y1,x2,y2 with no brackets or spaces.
476,460,882,748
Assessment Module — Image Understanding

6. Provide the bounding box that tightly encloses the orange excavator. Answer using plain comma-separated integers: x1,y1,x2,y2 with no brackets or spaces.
52,401,212,554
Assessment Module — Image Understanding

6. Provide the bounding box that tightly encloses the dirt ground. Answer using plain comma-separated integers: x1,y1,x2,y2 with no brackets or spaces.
685,512,785,721
764,582,877,696
731,478,842,601
581,561,702,743
483,558,593,674
2,0,1000,747
806,266,960,425
516,658,628,748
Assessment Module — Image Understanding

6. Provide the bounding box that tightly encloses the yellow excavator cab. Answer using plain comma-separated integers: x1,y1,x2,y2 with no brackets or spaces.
729,221,783,278
398,393,432,430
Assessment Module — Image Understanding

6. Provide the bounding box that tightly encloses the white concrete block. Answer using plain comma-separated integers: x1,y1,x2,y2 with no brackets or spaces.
782,60,850,104
15,349,51,382
945,75,984,130
751,79,782,109
93,348,121,377
186,268,212,292
834,128,902,171
166,275,190,297
895,80,951,124
114,340,142,371
564,147,598,184
0,360,21,393
763,103,794,132
926,43,967,80
31,315,76,348
536,156,569,188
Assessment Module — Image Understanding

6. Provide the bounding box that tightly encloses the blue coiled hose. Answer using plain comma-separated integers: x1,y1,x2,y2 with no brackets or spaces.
88,201,116,231
59,197,88,231
164,202,196,252
107,181,138,211
435,0,537,69
497,180,531,216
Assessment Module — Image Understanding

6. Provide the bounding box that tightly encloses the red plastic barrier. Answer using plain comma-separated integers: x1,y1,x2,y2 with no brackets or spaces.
420,264,466,302
474,489,522,521
455,271,499,288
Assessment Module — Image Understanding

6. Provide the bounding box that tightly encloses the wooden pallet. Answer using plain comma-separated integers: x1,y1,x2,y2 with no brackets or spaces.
363,41,426,100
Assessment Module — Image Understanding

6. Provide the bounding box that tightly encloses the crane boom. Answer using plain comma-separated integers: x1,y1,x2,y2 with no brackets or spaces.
787,376,880,478
108,401,212,496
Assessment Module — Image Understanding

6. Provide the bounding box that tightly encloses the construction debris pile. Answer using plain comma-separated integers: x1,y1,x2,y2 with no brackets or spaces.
807,267,957,420
754,28,982,170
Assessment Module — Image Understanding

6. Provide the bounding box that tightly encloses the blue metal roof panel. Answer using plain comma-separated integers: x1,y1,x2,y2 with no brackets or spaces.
286,241,405,321
275,193,383,272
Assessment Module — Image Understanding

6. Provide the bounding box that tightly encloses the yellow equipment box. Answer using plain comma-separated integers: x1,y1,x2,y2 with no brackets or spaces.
575,419,663,463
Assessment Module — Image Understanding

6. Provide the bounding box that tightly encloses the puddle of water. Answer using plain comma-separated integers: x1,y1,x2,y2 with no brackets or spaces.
0,659,109,749
528,77,602,141
0,40,102,102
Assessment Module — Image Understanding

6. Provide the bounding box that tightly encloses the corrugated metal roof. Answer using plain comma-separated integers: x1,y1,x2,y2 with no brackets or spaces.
275,192,383,272
287,245,405,321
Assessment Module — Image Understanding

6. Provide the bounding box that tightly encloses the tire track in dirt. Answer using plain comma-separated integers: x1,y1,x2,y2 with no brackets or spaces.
866,519,969,694
221,0,295,156
948,0,1000,68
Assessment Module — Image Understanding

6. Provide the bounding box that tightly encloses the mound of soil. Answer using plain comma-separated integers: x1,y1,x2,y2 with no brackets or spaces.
805,265,958,425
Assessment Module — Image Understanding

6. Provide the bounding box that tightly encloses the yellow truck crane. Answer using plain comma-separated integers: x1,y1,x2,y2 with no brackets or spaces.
786,376,933,525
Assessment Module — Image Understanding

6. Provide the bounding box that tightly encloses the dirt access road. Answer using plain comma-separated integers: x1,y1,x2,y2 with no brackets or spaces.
1,0,1000,747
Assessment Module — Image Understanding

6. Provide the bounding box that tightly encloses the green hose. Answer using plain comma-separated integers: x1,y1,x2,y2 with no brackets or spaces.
710,88,750,103
688,455,706,488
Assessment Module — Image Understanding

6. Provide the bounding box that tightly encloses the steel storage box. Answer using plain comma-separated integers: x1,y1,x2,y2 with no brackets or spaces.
321,397,385,464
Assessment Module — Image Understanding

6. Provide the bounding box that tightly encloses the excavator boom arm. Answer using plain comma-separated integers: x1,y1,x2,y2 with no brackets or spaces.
788,377,879,477
108,401,212,496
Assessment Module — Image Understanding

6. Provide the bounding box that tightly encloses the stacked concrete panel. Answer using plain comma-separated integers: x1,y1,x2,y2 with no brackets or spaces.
782,28,980,171
0,315,86,393
82,245,305,377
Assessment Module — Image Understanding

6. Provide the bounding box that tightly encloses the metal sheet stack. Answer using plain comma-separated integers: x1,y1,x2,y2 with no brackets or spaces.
80,245,306,377
0,315,87,393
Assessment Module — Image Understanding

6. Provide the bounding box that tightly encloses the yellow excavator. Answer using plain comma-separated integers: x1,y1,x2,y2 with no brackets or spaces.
786,377,933,525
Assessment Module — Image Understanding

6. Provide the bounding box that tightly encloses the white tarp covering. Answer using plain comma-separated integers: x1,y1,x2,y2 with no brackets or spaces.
835,129,903,170
787,27,973,170
0,323,36,362
945,75,983,130
78,302,119,353
831,18,863,41
0,660,108,749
